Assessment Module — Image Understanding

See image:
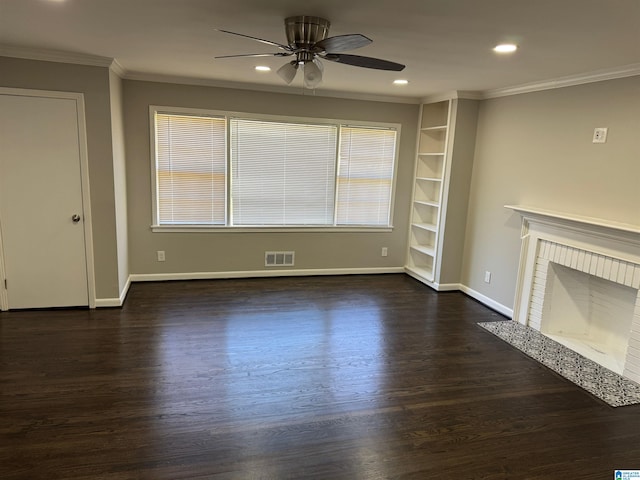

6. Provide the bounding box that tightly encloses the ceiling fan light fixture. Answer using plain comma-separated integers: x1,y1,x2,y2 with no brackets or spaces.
304,59,323,88
277,61,298,84
255,65,271,72
393,79,409,85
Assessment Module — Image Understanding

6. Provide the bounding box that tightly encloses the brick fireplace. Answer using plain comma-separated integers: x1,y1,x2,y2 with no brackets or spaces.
507,206,640,383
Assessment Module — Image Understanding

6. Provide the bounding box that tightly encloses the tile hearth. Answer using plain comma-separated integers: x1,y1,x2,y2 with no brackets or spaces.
479,320,640,407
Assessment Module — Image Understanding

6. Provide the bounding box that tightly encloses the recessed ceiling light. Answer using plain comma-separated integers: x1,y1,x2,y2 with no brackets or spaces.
255,66,271,72
393,79,409,85
493,44,518,53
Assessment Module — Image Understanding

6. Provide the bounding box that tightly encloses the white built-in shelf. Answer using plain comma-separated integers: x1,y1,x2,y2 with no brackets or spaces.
412,222,438,232
410,245,436,257
406,266,434,282
414,200,440,208
406,99,451,287
416,176,442,182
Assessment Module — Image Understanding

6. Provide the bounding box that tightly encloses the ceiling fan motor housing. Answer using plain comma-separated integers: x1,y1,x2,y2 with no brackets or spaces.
285,16,330,53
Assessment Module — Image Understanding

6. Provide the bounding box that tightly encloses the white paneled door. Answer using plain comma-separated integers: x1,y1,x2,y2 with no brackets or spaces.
0,92,90,309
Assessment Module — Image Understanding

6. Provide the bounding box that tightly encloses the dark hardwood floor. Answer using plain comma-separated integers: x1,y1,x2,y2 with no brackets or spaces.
1,274,639,479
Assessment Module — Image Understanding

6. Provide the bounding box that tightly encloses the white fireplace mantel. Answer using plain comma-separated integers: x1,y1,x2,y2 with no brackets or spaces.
506,205,640,382
506,205,640,240
507,205,640,322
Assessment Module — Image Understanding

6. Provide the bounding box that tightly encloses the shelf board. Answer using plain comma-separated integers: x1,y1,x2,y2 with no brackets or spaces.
412,222,438,232
414,200,440,208
410,244,436,257
417,152,445,156
415,176,442,182
420,125,447,132
405,265,435,283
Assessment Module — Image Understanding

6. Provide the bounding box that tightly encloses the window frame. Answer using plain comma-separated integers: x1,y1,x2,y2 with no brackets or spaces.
149,105,400,233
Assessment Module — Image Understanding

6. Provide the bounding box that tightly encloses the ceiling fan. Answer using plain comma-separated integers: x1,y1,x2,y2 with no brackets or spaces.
215,15,405,88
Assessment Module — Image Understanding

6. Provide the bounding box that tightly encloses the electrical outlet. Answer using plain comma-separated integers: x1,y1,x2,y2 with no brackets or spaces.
592,127,608,143
484,271,491,283
381,247,388,257
157,250,165,262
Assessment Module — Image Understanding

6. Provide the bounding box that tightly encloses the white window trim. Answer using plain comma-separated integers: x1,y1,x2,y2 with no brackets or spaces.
149,105,401,232
150,225,394,233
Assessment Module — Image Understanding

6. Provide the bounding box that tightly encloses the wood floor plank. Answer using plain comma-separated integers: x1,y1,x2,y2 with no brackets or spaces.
1,274,639,479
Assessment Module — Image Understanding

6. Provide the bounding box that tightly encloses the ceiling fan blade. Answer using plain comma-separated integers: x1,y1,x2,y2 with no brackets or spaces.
323,54,405,71
314,34,372,53
216,29,291,51
215,52,292,59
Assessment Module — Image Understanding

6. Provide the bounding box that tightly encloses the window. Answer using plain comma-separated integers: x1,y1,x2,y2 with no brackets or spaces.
231,119,337,226
151,107,399,229
337,126,397,226
155,113,226,225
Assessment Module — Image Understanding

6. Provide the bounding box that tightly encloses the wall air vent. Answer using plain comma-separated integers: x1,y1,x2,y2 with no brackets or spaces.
265,251,295,267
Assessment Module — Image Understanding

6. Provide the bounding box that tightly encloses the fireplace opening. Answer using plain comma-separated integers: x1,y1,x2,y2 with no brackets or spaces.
540,262,636,374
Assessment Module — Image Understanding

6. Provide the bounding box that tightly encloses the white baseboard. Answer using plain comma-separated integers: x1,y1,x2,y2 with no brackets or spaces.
120,275,132,304
404,270,512,316
459,285,513,318
130,267,405,283
94,275,131,308
403,269,461,292
436,282,463,292
94,297,122,308
94,269,513,319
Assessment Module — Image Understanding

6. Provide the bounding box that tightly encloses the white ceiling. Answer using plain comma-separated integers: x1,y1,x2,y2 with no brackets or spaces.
1,0,639,101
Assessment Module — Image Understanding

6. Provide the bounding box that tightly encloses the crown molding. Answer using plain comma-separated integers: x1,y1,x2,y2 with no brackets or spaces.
0,43,419,104
456,90,485,100
2,44,638,103
421,90,483,103
109,59,126,78
122,71,422,104
483,63,640,99
0,44,114,68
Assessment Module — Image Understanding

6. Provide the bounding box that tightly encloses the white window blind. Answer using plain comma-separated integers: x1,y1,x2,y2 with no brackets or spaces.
152,107,398,229
336,126,396,226
155,113,226,225
230,119,338,225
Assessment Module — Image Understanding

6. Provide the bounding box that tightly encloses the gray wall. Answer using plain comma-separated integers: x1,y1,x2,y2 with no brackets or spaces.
123,80,419,276
462,76,640,310
3,54,637,313
439,98,479,285
0,56,122,300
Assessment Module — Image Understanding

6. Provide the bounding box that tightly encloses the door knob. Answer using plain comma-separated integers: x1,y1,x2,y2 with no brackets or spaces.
72,214,81,223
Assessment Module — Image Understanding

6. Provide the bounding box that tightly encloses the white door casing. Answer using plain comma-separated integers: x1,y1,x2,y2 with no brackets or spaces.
0,88,95,310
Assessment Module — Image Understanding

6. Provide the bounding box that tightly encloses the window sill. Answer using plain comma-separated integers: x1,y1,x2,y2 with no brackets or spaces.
151,225,394,233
